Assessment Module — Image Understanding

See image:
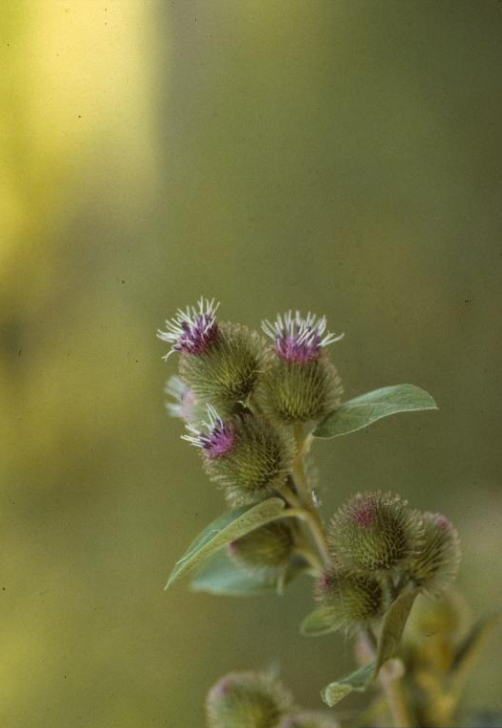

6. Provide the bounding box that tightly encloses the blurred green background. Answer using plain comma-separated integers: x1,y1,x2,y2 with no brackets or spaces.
1,1,501,725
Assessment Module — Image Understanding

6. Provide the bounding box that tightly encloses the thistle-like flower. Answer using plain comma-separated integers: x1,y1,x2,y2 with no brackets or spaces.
408,512,461,593
279,712,339,728
315,568,385,633
328,492,423,573
206,671,294,728
262,311,343,365
182,405,236,459
258,311,343,423
228,521,296,577
183,408,294,505
157,297,220,359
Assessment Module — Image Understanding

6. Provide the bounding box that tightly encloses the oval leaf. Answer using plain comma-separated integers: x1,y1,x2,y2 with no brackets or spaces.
313,384,438,439
321,661,376,707
166,497,286,588
376,588,419,671
191,548,305,596
300,607,343,637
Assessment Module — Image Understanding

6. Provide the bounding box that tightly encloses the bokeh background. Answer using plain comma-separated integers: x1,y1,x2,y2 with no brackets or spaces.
1,1,501,726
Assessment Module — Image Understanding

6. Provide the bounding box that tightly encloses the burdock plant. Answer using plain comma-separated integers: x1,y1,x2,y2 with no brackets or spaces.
159,299,497,728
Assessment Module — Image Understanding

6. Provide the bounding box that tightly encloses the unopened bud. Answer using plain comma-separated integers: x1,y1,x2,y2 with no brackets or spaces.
183,409,294,506
258,311,343,423
409,512,461,592
228,521,296,574
316,568,384,632
206,671,294,728
328,492,423,572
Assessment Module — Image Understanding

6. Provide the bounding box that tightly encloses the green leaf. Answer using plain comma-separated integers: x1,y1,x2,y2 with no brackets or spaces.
313,384,438,439
376,588,419,671
321,661,376,707
320,589,418,708
166,497,286,588
191,548,305,596
300,607,343,637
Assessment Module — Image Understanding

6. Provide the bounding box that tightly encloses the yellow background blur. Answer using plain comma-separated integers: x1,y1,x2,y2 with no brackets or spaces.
1,1,501,726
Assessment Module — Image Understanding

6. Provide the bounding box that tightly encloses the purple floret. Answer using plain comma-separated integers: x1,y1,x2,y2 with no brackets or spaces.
200,422,235,459
262,310,343,365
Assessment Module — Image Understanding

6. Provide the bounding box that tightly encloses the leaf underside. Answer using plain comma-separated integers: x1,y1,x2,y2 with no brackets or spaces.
191,548,306,596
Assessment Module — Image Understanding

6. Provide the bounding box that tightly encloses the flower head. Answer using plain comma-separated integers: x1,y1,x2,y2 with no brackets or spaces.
315,568,385,633
158,297,219,359
184,410,294,505
228,520,295,574
182,405,235,459
328,492,424,573
409,512,461,593
206,671,294,728
262,311,343,364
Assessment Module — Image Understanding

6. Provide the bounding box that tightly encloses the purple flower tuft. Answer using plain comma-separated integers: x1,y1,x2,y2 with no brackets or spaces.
182,405,235,459
158,297,219,359
262,311,343,364
349,498,377,529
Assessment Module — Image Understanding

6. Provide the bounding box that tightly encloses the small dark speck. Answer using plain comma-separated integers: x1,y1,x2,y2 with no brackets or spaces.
121,279,125,284
2,587,5,591
18,349,22,356
78,115,81,118
464,299,471,304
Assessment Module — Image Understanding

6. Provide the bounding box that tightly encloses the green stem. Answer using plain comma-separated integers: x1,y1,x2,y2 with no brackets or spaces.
289,423,332,570
293,546,323,574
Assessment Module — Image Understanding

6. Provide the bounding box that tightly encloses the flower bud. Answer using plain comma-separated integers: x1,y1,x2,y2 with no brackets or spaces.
279,712,339,728
183,408,294,506
206,671,294,728
315,568,385,632
328,492,423,573
258,311,343,423
408,512,461,592
228,521,296,575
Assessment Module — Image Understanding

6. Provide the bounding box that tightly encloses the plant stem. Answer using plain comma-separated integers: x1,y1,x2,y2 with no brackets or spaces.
293,546,323,574
289,423,332,570
379,663,413,728
362,630,413,728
